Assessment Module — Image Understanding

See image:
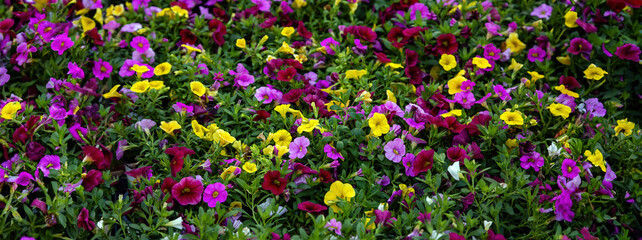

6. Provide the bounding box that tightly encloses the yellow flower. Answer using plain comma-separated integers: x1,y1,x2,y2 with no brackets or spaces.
345,69,368,79
369,112,390,137
154,62,172,76
554,85,579,98
440,109,462,118
298,119,320,134
348,2,358,14
258,35,269,46
500,111,524,126
276,145,289,158
274,104,291,118
131,64,150,76
192,120,207,138
190,81,207,97
584,64,608,80
584,149,605,172
357,91,372,103
505,33,526,53
149,81,164,90
527,71,544,82
386,90,396,103
281,27,295,37
131,80,150,93
93,9,104,25
80,16,96,32
112,4,125,16
273,129,292,146
277,42,294,54
439,54,457,71
557,55,571,65
263,145,275,156
547,103,572,119
242,162,257,173
507,59,523,72
236,38,246,49
0,102,21,120
213,129,236,146
565,11,578,28
505,138,518,149
385,62,404,69
220,166,239,180
160,121,181,136
292,0,307,8
103,85,122,98
472,57,491,69
181,44,201,54
614,118,635,136
324,181,356,212
170,5,188,18
447,75,467,95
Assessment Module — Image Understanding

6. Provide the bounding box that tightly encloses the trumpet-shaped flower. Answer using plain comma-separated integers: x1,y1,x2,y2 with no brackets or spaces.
547,103,572,119
584,149,605,172
203,182,227,207
614,118,635,136
369,112,390,137
1,101,21,120
160,121,181,136
190,81,207,97
324,181,355,212
439,54,457,71
583,64,607,80
500,111,524,125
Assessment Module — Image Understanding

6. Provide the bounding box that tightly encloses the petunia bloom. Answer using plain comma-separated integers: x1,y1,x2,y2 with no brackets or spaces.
165,147,195,177
519,152,545,171
384,138,406,163
324,181,355,212
262,171,287,195
38,155,61,177
77,208,96,231
92,59,112,80
530,4,553,19
527,47,546,62
298,201,327,213
203,182,228,207
171,177,204,206
51,33,74,55
289,136,310,159
411,149,434,176
130,36,150,53
561,159,580,179
615,43,641,62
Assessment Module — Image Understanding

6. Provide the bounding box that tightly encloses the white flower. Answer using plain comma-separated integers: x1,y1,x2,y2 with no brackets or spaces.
547,142,561,157
447,162,461,181
430,230,444,239
483,220,493,231
163,217,184,230
377,203,387,211
425,196,434,205
242,227,251,235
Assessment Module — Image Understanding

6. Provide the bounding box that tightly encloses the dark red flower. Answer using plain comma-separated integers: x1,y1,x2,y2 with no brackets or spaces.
13,125,28,144
271,233,291,240
0,19,14,34
297,201,327,213
411,149,434,176
262,171,287,195
615,43,641,62
374,52,391,64
208,19,226,46
488,229,507,240
86,28,104,46
77,207,96,231
82,146,111,170
253,110,271,122
180,29,197,45
607,0,642,12
277,67,297,81
465,113,492,136
344,25,377,42
82,169,104,191
296,21,312,39
165,147,195,177
387,27,409,48
559,76,581,90
447,147,469,163
282,88,305,103
171,177,204,206
161,177,177,195
449,232,466,240
26,142,45,161
434,33,458,55
374,210,395,227
318,169,333,183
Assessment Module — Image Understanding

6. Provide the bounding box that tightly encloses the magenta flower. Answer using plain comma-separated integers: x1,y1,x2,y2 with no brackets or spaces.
324,218,342,235
289,136,310,159
519,152,544,172
408,3,434,21
51,33,74,55
0,67,10,86
77,208,96,231
255,86,282,104
171,177,204,206
584,98,606,118
36,20,57,42
614,43,641,62
172,102,194,116
323,144,344,160
203,182,228,208
530,4,552,19
527,47,546,62
567,38,592,56
119,59,140,77
252,0,272,12
298,201,327,213
124,166,153,181
402,153,416,177
230,63,255,88
453,91,476,109
561,159,580,179
92,59,112,80
130,36,150,53
38,155,61,177
484,22,502,36
553,191,574,222
67,62,85,79
320,37,340,55
384,138,406,163
16,42,37,66
493,85,512,101
15,172,34,186
411,149,434,176
483,44,501,61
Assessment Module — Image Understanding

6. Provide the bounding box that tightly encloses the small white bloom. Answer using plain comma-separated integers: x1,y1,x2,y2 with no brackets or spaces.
425,196,434,205
242,227,251,235
547,142,561,157
447,162,461,181
377,203,387,211
164,217,184,230
431,230,444,240
483,220,493,231
499,183,508,188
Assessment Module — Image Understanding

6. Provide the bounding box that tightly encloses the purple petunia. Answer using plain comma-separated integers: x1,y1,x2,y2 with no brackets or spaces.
561,159,580,179
324,218,342,235
254,86,282,104
567,38,592,56
320,37,340,55
530,4,552,19
289,136,310,159
553,190,574,222
38,155,61,177
51,33,74,55
494,85,512,101
230,63,255,88
520,151,544,172
203,182,228,208
252,0,271,12
408,3,435,21
93,59,112,80
0,67,9,86
583,98,606,118
615,43,641,62
384,138,406,163
527,47,546,62
483,44,501,61
324,144,344,160
67,62,85,79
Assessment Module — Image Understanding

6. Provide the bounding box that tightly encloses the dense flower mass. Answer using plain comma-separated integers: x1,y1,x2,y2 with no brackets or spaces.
0,0,640,239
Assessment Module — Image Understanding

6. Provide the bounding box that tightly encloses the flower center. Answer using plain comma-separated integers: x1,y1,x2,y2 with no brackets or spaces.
47,163,53,168
45,27,52,32
532,53,538,57
212,191,219,198
442,41,448,46
138,43,144,48
489,52,495,56
273,180,281,186
101,66,106,72
528,158,535,163
182,188,191,193
567,166,573,173
393,149,399,155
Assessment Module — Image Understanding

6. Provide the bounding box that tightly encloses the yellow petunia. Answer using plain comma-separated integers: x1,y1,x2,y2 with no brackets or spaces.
181,44,201,54
149,81,164,90
439,54,457,71
242,162,257,173
190,81,206,97
386,90,396,103
298,119,320,134
274,104,291,118
324,181,356,212
276,145,289,158
273,129,292,147
557,55,571,65
131,80,150,93
276,42,294,54
103,85,122,98
472,57,491,69
80,16,96,32
565,11,578,28
236,38,246,49
500,111,524,126
368,112,390,137
345,69,368,79
447,76,467,95
131,64,150,76
614,118,635,136
281,27,295,37
584,149,605,172
584,64,608,80
507,59,523,72
154,62,172,76
440,109,462,118
506,33,526,53
160,121,181,136
554,85,579,98
547,103,572,119
0,102,21,120
527,71,544,82
292,0,307,8
385,62,404,69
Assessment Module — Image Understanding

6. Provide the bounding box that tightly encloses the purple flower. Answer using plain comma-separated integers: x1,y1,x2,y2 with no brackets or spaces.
483,44,501,61
494,85,512,101
132,48,156,63
135,119,156,132
485,22,502,36
584,98,606,118
324,144,344,160
51,33,74,55
255,86,282,104
384,138,406,163
553,191,574,222
289,136,310,159
67,62,85,79
561,159,580,179
119,59,139,77
527,47,546,62
69,123,88,143
116,140,128,160
132,0,151,11
567,38,592,56
197,63,209,76
320,37,340,55
93,59,112,80
203,182,228,208
408,3,433,21
453,91,476,109
230,63,255,88
556,94,576,111
121,23,142,33
615,43,641,62
172,102,194,116
324,218,342,235
16,42,37,66
37,20,58,42
402,153,416,177
252,0,271,12
353,39,368,55
0,67,9,86
530,4,552,19
38,155,61,177
15,172,34,186
519,152,544,172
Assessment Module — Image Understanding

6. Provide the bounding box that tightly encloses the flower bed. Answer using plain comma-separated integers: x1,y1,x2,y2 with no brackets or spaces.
0,0,641,239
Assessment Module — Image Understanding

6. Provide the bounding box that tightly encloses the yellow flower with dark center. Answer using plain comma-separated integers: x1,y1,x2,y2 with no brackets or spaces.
0,102,21,120
160,121,181,136
500,111,524,125
439,54,457,71
191,120,208,138
584,64,608,80
547,103,572,119
190,81,206,97
324,181,355,212
506,33,526,53
584,149,605,172
154,62,172,76
273,129,292,146
369,112,390,137
447,75,467,95
614,118,635,136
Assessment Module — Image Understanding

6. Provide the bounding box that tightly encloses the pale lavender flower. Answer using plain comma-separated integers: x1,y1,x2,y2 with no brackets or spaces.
252,0,272,12
116,140,128,160
584,98,606,118
530,4,553,20
0,67,9,86
384,138,406,163
324,218,342,235
289,136,310,159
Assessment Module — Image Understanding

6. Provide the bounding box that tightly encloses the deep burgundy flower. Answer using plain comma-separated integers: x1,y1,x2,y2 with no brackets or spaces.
208,19,226,46
615,43,641,62
567,38,592,56
411,149,434,176
161,177,177,195
77,208,95,231
82,146,111,170
435,33,458,55
374,52,391,64
124,166,153,181
0,19,14,34
447,147,469,163
277,67,297,81
282,88,305,103
449,233,466,240
165,147,195,177
343,25,377,42
488,229,507,240
253,110,271,122
262,171,288,195
271,233,291,240
86,28,104,46
318,169,334,183
82,169,104,191
607,0,642,12
296,21,312,39
13,125,28,144
559,76,581,90
374,210,395,227
171,177,204,206
26,142,46,161
180,29,197,45
387,27,409,48
297,201,327,213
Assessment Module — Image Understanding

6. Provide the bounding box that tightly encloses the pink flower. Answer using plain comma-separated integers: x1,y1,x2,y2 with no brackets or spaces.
411,149,434,176
37,155,61,177
67,62,85,79
92,59,112,80
615,43,641,62
77,207,96,231
323,144,344,160
324,218,342,235
519,152,544,172
527,46,546,62
130,36,150,53
561,159,580,179
51,34,74,55
289,136,310,159
171,177,204,206
15,172,34,186
384,138,405,163
203,182,228,208
297,201,327,213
